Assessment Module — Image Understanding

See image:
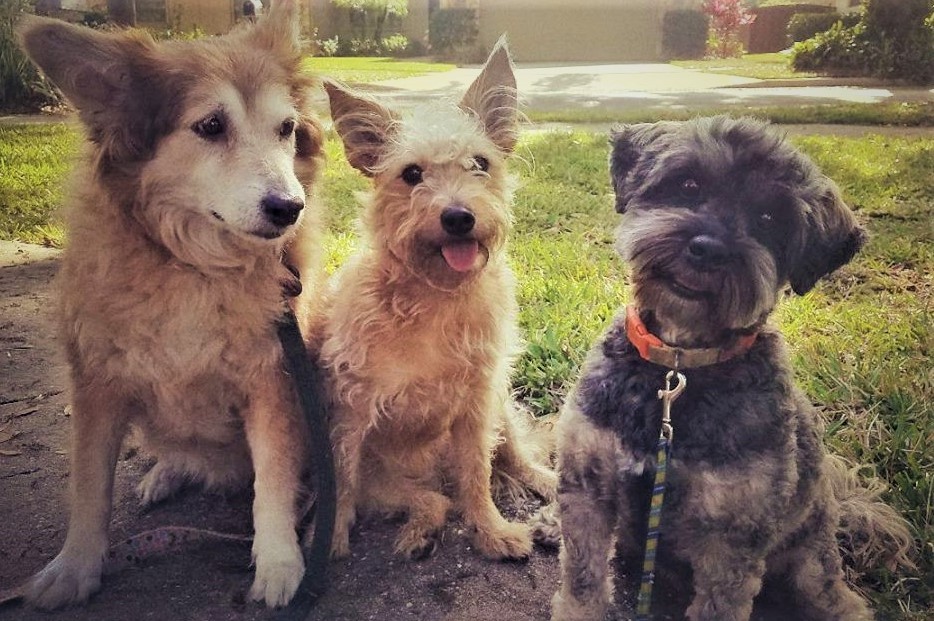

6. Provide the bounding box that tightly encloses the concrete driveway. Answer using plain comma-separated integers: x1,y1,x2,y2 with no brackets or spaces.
353,62,934,113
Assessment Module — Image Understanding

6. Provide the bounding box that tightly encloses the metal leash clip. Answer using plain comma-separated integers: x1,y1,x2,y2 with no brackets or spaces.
656,370,686,442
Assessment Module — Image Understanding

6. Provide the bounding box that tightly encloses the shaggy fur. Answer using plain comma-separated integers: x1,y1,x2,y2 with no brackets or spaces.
18,1,325,609
537,117,913,621
321,38,556,562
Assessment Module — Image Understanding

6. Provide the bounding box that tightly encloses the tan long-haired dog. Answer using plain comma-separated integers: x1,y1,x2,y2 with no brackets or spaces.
321,39,557,562
18,1,324,608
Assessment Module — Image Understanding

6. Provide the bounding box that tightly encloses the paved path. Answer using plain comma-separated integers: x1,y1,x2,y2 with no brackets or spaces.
354,62,933,113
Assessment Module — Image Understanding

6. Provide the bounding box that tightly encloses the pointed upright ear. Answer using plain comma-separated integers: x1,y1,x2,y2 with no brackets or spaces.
17,16,170,161
609,121,677,213
18,16,150,115
459,35,518,153
249,0,301,55
789,180,867,295
324,80,397,176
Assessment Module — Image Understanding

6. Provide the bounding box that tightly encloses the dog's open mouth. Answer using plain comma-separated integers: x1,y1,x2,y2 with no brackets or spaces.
441,239,481,272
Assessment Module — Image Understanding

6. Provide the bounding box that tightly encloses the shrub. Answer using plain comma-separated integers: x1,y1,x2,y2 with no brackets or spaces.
428,8,478,57
330,34,410,57
702,0,756,58
331,0,407,42
792,0,934,84
787,11,860,43
0,0,62,113
662,9,709,59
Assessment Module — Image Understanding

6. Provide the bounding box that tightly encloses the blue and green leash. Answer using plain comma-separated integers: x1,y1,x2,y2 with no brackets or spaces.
635,370,686,621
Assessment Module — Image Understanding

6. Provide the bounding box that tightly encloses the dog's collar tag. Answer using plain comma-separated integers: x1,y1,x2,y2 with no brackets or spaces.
625,306,757,369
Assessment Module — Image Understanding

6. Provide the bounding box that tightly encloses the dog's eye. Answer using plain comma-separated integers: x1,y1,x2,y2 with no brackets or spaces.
472,156,489,172
279,119,296,139
679,178,701,199
401,164,423,186
759,212,774,225
192,114,225,140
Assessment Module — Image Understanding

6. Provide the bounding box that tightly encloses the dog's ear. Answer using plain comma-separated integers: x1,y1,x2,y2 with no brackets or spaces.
460,35,518,154
249,0,301,55
324,80,397,176
609,122,676,213
789,179,867,295
17,16,171,162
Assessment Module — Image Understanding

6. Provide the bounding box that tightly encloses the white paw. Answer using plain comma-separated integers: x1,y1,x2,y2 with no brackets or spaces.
249,540,304,608
25,549,104,610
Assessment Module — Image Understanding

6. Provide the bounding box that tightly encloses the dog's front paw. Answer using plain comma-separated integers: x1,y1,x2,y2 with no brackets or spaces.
26,549,104,610
529,502,561,548
472,518,532,561
394,523,442,561
249,541,304,608
551,588,609,621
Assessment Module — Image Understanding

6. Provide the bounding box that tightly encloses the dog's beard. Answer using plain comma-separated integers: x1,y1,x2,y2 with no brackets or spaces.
618,210,779,346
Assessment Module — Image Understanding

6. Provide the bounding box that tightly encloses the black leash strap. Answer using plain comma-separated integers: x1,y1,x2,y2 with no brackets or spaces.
275,309,336,620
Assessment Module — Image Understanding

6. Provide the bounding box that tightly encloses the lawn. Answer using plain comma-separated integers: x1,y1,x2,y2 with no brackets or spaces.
672,51,817,80
301,56,455,84
1,123,931,619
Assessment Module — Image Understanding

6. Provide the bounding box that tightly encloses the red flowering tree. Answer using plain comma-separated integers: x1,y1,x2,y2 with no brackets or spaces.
702,0,756,58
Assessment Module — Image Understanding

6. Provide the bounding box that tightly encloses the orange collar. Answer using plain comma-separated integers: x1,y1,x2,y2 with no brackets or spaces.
625,305,758,369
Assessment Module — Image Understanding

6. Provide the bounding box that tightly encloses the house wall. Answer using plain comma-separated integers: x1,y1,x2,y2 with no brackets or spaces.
474,0,688,62
166,0,236,34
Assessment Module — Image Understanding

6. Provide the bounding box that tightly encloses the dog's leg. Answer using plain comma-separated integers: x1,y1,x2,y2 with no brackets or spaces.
494,403,558,502
683,541,766,621
551,473,618,621
243,377,305,608
26,384,129,609
328,400,371,559
449,401,532,560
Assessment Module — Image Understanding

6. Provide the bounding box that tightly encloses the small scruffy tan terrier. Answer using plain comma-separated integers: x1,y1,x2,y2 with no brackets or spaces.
320,38,557,562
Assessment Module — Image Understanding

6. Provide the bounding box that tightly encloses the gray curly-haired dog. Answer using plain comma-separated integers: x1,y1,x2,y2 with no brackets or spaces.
536,116,913,621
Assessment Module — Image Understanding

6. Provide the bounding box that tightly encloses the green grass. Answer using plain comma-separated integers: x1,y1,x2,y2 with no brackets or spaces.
0,121,77,245
0,123,931,618
302,56,455,84
672,52,817,80
528,101,934,126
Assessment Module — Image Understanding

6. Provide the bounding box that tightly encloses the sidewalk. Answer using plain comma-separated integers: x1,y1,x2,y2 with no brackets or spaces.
354,62,934,114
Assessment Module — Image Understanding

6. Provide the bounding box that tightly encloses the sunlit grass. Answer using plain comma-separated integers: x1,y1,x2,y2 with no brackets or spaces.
302,56,455,84
672,51,816,80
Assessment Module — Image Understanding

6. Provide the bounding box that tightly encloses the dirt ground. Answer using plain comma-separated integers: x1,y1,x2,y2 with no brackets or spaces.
0,246,799,621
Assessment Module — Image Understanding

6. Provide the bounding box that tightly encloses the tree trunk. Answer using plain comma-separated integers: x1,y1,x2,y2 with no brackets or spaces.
107,0,137,27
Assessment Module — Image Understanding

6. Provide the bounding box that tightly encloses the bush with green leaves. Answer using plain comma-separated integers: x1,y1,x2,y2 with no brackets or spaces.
787,11,860,44
792,0,934,84
428,8,478,57
0,0,61,113
331,0,407,42
662,9,709,59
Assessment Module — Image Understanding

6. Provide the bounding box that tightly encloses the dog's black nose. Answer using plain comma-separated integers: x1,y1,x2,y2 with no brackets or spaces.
686,235,731,268
440,205,475,236
262,194,304,227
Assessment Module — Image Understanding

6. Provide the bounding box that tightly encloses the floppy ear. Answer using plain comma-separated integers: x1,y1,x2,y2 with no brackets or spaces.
789,180,867,295
609,121,677,213
459,35,518,153
17,16,172,162
324,80,397,176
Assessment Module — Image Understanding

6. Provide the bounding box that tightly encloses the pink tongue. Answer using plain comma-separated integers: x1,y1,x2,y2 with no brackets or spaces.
441,240,479,272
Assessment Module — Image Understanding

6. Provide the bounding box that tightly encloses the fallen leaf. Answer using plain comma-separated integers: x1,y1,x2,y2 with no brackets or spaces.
0,449,22,457
0,427,17,444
